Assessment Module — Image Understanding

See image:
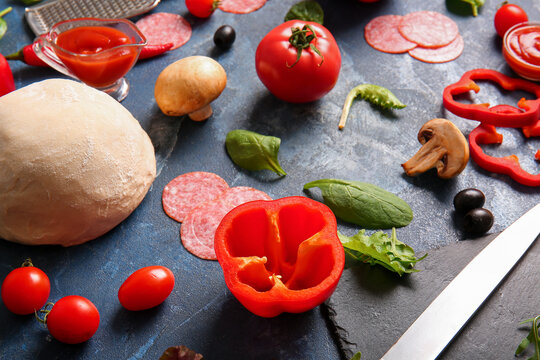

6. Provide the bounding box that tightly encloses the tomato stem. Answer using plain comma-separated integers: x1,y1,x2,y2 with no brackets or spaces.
34,302,55,325
21,258,34,267
287,24,324,68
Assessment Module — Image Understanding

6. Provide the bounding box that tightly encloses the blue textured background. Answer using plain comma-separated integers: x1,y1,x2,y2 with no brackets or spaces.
1,0,540,359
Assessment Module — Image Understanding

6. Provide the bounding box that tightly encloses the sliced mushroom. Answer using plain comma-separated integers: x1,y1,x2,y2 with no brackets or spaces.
402,118,469,179
154,56,227,121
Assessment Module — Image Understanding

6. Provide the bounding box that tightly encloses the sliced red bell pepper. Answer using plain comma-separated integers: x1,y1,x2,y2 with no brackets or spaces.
443,69,540,128
0,53,15,96
469,124,540,187
214,196,345,318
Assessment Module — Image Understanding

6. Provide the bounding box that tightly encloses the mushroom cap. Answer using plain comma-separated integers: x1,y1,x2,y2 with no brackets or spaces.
402,118,469,179
154,56,227,117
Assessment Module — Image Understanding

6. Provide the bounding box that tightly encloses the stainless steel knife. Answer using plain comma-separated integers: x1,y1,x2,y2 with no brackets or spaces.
381,202,540,360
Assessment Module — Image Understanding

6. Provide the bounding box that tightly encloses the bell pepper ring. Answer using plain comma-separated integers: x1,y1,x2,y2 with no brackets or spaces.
469,124,540,187
443,69,540,128
214,196,345,318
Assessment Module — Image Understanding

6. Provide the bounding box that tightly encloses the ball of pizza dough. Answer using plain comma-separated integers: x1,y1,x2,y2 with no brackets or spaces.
0,79,156,246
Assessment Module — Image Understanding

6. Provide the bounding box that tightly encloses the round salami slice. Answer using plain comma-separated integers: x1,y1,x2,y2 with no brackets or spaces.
180,187,271,260
135,13,192,50
218,0,267,14
408,34,464,63
365,15,417,54
162,172,229,223
398,11,459,49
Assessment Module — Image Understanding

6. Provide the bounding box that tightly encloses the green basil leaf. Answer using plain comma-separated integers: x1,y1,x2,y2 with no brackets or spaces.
460,0,484,16
339,84,406,129
515,315,540,359
19,0,43,5
304,179,413,229
350,351,362,360
339,228,426,276
284,0,324,25
446,0,484,17
226,129,287,176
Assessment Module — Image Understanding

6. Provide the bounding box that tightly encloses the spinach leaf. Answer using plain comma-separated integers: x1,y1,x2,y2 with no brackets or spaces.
339,228,426,276
339,84,406,129
284,1,324,25
0,7,12,40
226,129,287,176
515,315,540,359
304,179,413,229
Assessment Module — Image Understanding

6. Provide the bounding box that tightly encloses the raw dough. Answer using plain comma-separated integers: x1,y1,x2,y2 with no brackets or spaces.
0,79,156,246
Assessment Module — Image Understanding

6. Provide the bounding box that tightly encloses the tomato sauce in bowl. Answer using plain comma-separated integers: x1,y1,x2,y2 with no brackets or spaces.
503,22,540,81
53,25,142,88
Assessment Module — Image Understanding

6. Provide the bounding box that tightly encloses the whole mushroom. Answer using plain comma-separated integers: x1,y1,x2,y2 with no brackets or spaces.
402,118,469,179
154,56,227,121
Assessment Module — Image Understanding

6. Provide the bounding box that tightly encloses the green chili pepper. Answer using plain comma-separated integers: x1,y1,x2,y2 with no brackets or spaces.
338,84,406,129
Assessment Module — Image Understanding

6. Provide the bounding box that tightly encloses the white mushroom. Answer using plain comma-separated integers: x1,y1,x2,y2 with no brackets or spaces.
154,56,227,121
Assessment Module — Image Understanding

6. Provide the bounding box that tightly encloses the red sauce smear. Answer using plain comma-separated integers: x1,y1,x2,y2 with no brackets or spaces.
55,26,139,88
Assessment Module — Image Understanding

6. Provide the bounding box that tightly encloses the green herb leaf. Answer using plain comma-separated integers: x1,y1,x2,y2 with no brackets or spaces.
284,0,324,25
226,129,287,176
350,351,362,360
18,0,43,5
303,179,413,229
339,84,406,129
460,0,484,16
0,7,12,40
339,228,426,276
515,315,540,359
446,0,484,17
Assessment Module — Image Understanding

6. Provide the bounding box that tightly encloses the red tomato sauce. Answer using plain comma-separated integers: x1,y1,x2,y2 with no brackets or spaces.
55,26,139,88
503,23,540,81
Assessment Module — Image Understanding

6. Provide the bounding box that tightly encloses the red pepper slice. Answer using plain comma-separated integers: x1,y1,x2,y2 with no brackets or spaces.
469,124,540,187
443,69,540,128
0,53,15,96
214,196,345,318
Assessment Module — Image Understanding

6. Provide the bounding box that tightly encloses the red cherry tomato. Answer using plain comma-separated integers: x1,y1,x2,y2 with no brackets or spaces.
1,259,50,315
494,3,528,37
118,266,175,311
255,20,341,103
185,0,218,18
45,295,100,344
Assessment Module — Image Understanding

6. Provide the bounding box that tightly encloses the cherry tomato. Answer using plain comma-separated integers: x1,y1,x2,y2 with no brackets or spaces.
118,265,175,311
185,0,219,18
45,295,100,344
255,20,341,103
1,259,50,315
494,3,528,38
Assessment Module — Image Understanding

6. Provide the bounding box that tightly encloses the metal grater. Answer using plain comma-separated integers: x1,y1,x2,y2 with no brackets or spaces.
25,0,161,36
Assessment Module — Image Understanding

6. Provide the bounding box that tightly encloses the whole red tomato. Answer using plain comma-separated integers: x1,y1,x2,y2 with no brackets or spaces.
118,265,175,311
45,295,100,344
255,20,341,103
1,259,50,315
185,0,218,18
494,3,528,37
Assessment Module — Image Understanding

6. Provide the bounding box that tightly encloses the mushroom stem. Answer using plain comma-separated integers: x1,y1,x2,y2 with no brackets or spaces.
188,105,213,121
402,142,446,176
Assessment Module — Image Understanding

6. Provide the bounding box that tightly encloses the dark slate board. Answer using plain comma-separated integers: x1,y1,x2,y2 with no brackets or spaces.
1,0,540,359
327,232,540,360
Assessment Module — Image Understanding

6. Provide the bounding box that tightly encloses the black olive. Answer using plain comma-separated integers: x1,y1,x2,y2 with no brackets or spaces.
453,188,485,213
463,208,494,236
214,25,236,49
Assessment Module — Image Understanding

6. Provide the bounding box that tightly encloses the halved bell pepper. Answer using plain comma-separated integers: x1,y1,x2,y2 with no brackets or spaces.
214,196,345,318
469,124,540,187
443,69,540,128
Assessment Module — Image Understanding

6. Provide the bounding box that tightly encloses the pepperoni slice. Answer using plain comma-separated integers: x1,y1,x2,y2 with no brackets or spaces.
162,172,229,223
408,34,464,63
218,0,267,14
365,15,417,54
180,187,271,260
398,11,459,48
135,13,192,50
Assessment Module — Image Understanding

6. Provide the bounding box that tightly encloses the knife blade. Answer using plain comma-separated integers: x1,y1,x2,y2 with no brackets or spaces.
380,202,540,360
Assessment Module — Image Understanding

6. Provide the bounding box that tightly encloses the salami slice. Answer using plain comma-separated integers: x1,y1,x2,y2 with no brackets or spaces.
162,172,229,223
408,34,464,63
180,187,271,260
398,11,459,49
365,15,417,54
135,13,192,50
218,0,267,14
